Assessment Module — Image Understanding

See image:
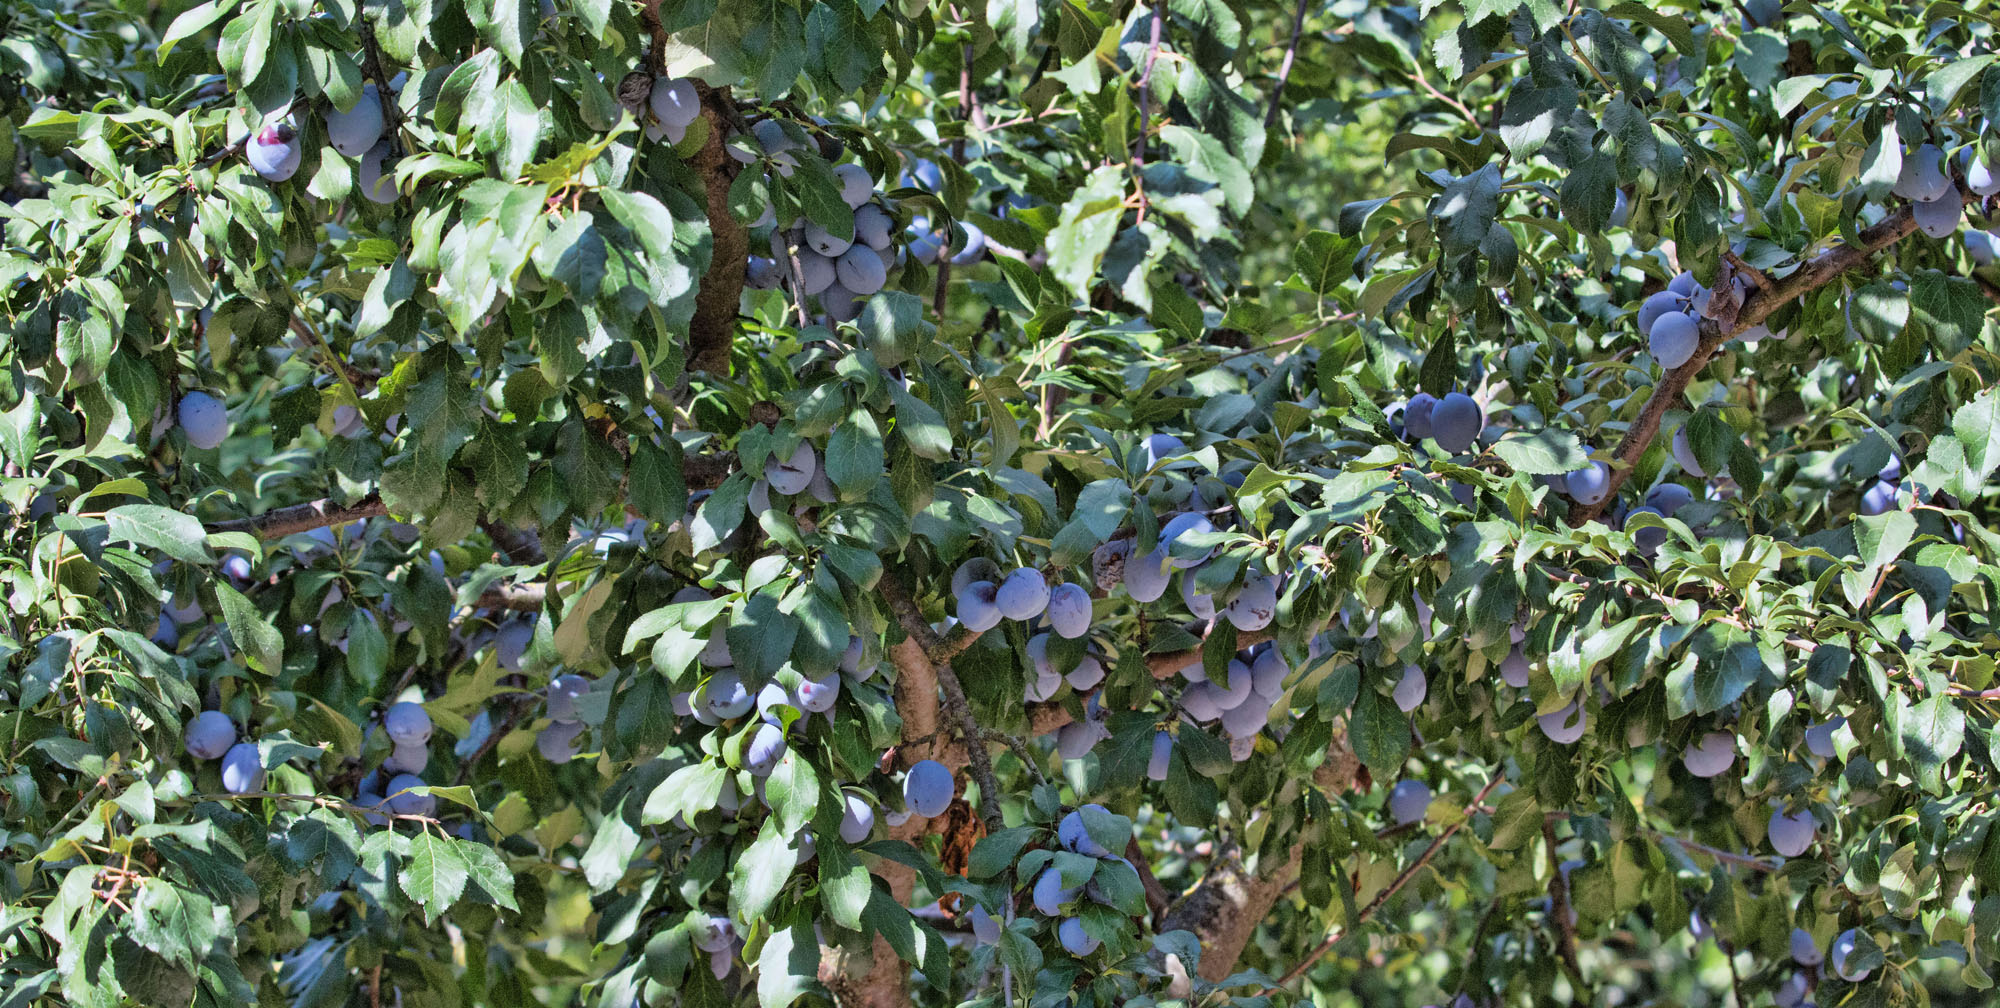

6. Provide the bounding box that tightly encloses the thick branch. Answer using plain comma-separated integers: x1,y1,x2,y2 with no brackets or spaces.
206,492,386,540
1163,726,1360,988
687,84,748,374
880,576,1005,831
475,583,547,611
1571,193,1961,523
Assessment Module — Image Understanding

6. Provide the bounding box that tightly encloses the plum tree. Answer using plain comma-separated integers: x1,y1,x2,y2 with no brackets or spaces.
9,2,2000,1006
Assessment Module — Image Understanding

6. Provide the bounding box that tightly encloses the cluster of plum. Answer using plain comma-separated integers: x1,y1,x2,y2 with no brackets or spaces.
355,701,438,821
1768,926,1875,1006
737,120,902,323
1172,642,1290,761
952,557,1093,639
1635,268,1782,372
1397,391,1487,454
1025,805,1140,956
242,75,406,202
1897,143,2000,238
184,710,265,793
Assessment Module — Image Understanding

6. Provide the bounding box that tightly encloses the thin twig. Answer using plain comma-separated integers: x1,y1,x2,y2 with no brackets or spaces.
1261,773,1503,994
1264,0,1311,130
1543,818,1587,989
355,14,405,154
1134,3,1164,168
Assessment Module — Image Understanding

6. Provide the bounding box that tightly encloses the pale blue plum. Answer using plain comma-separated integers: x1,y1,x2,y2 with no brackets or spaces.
1769,807,1815,856
956,580,1004,631
1146,731,1172,781
1045,582,1091,639
184,710,236,760
1388,779,1430,825
178,390,230,449
838,792,875,843
383,701,432,745
1032,867,1078,915
1914,194,1962,238
1830,929,1870,982
1057,917,1100,955
537,719,585,763
1392,664,1427,712
546,674,591,721
246,123,302,181
1223,575,1278,632
1403,393,1438,440
1429,393,1484,452
386,774,434,816
745,722,787,776
995,567,1051,620
1649,311,1700,368
220,742,265,793
326,87,386,155
904,759,953,817
1567,461,1612,505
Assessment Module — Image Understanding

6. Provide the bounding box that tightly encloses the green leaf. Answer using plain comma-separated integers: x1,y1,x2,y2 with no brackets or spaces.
1490,428,1588,474
105,505,211,563
1349,687,1411,773
128,881,224,970
729,820,796,924
826,410,886,497
1045,166,1127,301
456,839,520,911
214,582,283,673
1292,230,1362,296
967,827,1038,880
399,832,471,923
756,922,820,1008
817,839,873,930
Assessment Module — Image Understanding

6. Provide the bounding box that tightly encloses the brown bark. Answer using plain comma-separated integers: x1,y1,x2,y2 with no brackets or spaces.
1162,726,1361,986
204,492,386,539
687,84,748,375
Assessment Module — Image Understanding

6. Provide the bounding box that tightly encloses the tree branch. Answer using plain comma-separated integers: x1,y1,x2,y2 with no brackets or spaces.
1543,818,1587,990
687,83,748,374
1163,725,1361,989
1570,192,1967,524
1264,0,1311,131
205,492,386,540
480,519,546,565
880,575,1005,831
474,583,547,611
355,13,405,154
1260,772,1502,994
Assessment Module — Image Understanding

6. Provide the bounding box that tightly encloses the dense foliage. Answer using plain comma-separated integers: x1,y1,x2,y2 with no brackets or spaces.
3,0,1999,1006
